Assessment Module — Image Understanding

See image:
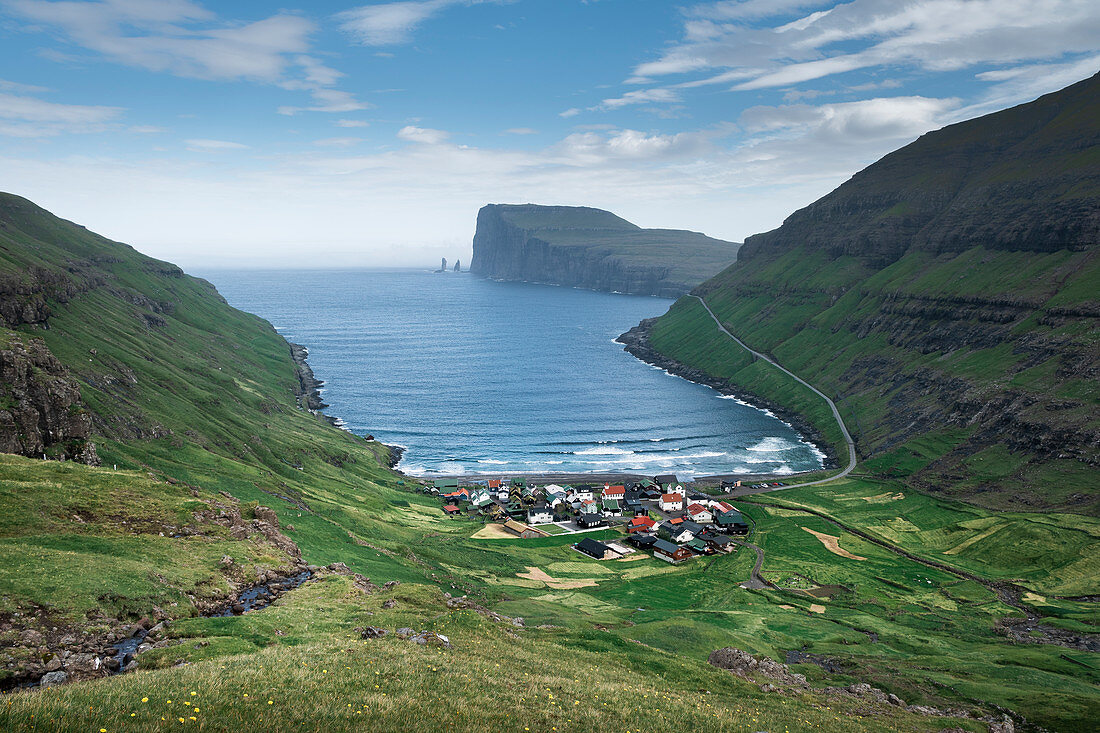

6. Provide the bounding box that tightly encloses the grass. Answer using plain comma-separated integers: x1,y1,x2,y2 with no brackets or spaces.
0,575,982,733
1,193,1098,731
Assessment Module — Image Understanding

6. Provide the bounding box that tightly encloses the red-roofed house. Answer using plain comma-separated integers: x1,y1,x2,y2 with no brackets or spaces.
687,503,713,524
659,492,684,512
443,505,461,516
488,479,502,489
602,484,626,500
627,515,656,533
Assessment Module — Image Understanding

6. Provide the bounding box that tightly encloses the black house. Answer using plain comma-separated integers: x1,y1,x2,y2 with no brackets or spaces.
577,513,607,529
576,537,611,560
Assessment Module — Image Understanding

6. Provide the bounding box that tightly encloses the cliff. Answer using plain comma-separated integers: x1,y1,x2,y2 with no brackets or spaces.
0,329,98,463
470,204,739,297
637,72,1100,514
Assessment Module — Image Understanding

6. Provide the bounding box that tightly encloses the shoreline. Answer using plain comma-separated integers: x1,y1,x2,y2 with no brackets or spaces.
286,317,834,482
615,316,840,471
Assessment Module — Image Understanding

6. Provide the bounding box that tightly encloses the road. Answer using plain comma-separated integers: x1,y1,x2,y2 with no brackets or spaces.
689,295,857,492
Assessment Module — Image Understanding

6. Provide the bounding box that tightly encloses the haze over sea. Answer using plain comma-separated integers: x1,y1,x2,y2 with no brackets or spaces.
200,269,824,478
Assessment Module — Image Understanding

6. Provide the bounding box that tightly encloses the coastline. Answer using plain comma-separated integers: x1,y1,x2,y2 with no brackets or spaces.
287,341,405,468
615,317,840,471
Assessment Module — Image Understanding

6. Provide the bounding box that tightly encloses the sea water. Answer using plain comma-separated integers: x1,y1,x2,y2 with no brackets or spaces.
199,268,824,478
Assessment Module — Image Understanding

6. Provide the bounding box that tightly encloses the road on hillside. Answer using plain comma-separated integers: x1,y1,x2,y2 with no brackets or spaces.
689,295,857,493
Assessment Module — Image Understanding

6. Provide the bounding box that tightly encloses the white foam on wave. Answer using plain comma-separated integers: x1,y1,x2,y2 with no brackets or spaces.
478,459,507,465
773,464,796,475
574,446,633,456
747,437,796,452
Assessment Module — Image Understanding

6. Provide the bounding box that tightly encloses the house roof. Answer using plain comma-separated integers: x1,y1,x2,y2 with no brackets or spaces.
443,504,460,512
708,534,733,546
630,515,656,527
655,474,678,484
577,537,609,556
661,493,683,502
503,519,532,533
629,533,657,547
687,503,709,514
652,538,681,554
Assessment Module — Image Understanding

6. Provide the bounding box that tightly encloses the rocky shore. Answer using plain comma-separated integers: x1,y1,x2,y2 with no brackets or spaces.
616,317,839,471
288,342,329,413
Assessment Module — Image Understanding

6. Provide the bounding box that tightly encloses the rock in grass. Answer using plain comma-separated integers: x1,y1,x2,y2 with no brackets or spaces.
39,671,67,688
360,626,388,639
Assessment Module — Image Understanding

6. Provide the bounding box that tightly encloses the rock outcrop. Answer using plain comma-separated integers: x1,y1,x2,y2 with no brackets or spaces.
470,204,739,297
0,332,98,463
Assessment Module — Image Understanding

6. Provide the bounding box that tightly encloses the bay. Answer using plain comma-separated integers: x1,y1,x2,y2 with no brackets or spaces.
198,268,824,478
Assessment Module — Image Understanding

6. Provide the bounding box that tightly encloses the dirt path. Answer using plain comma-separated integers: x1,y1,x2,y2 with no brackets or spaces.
516,566,599,590
802,526,867,560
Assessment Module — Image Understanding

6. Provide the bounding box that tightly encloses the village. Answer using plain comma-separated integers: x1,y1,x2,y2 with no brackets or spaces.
423,474,762,564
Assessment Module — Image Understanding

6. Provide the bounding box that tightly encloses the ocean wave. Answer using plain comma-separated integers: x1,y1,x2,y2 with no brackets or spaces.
574,446,633,456
747,437,797,452
477,459,507,465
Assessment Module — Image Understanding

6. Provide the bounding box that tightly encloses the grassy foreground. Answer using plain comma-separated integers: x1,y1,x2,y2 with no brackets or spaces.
0,575,976,733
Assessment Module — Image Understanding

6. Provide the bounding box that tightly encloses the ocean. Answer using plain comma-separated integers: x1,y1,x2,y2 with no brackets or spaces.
198,268,825,478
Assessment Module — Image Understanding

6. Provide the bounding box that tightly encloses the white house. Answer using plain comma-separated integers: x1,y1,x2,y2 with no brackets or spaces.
659,492,684,512
686,503,713,524
527,505,554,524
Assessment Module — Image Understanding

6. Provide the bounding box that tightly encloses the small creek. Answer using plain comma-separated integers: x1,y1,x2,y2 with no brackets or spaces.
105,569,313,676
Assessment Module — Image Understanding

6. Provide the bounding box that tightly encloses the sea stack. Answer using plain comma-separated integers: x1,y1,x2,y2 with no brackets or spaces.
454,260,461,272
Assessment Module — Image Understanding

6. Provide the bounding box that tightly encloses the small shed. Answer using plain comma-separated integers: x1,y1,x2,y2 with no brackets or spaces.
503,520,541,538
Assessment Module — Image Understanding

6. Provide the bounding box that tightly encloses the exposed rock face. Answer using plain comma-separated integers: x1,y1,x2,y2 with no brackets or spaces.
470,204,739,297
0,332,98,464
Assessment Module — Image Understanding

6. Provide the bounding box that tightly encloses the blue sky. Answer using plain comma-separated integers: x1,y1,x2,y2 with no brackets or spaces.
0,0,1098,267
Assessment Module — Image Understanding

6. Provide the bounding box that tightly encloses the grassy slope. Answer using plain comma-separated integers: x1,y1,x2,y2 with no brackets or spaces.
1,194,1098,730
643,76,1100,513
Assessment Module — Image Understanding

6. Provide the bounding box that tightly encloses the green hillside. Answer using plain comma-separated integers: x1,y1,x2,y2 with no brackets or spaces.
1,191,1099,731
470,204,740,296
639,73,1100,514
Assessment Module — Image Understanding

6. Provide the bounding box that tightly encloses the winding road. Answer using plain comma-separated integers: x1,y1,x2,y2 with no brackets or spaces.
689,295,857,491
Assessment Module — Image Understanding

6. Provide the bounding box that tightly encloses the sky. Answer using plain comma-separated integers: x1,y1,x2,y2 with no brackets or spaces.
0,0,1098,268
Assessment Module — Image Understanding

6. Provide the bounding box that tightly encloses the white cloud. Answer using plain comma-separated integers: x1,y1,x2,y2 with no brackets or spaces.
594,88,680,111
741,95,958,143
7,1,367,115
339,0,503,46
184,138,249,151
634,0,1100,94
503,127,537,135
313,137,363,147
336,119,370,128
397,125,450,144
559,107,581,118
0,90,123,137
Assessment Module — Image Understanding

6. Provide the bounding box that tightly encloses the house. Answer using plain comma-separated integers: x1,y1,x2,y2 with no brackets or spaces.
503,519,541,538
577,513,607,529
442,504,461,517
654,474,679,490
720,480,741,490
570,485,595,502
505,501,527,518
667,525,694,544
580,498,598,515
628,533,657,549
659,492,684,512
687,538,711,555
527,504,554,524
487,479,502,490
576,537,615,560
652,538,693,563
434,478,459,492
628,515,656,533
715,510,750,534
601,497,623,517
681,520,706,537
641,488,662,501
704,534,735,553
686,503,713,524
602,484,626,500
709,500,737,515
470,490,495,508
686,491,711,504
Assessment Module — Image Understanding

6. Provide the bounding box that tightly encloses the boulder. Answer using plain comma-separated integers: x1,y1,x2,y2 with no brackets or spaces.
360,626,388,639
39,671,67,688
382,599,396,609
254,506,279,527
409,631,451,649
395,628,414,639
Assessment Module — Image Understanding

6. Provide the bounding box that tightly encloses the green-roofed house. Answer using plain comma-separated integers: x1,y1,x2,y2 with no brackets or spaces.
601,496,623,517
715,510,749,535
